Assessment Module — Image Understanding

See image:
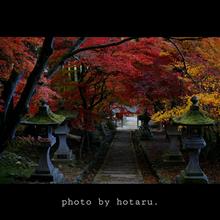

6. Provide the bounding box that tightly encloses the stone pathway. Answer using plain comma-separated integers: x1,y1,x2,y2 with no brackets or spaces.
93,129,144,183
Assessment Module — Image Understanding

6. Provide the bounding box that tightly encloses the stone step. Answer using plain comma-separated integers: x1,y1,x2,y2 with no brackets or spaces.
94,176,144,181
93,130,144,184
99,171,138,174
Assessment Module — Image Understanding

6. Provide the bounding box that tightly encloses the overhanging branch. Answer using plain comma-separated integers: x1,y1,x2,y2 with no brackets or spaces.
46,37,136,79
46,37,86,79
167,38,203,92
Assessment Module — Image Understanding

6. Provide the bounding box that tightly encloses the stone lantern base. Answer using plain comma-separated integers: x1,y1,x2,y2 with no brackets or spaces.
28,142,65,184
163,152,185,165
176,170,209,184
54,150,75,161
30,172,54,182
30,167,65,183
175,136,209,184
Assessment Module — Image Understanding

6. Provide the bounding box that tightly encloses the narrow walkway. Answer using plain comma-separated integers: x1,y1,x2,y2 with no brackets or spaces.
93,129,144,183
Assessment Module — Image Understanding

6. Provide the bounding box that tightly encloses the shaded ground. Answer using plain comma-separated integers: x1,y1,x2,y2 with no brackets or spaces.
53,160,89,183
132,132,160,184
139,130,184,183
140,128,220,184
201,161,220,183
60,140,111,184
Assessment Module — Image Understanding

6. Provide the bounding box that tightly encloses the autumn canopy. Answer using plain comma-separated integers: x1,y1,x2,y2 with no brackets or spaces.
0,37,220,152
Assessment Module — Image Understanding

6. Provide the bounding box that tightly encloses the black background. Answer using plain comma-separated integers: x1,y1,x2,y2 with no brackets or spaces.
0,184,219,213
1,0,219,36
0,1,219,216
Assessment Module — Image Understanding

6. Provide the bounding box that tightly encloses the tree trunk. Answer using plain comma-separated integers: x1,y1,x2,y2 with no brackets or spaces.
0,36,54,154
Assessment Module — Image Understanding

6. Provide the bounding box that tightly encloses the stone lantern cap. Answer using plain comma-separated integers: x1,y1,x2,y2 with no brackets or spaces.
172,96,215,126
21,100,65,126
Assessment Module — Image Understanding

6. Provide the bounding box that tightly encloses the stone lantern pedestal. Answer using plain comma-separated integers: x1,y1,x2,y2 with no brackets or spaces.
176,136,208,184
53,123,74,161
163,124,184,164
53,108,78,161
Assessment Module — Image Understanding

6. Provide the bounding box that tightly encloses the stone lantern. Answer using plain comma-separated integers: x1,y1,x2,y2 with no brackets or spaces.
53,109,78,161
138,112,153,140
21,100,66,183
163,121,184,164
173,96,215,184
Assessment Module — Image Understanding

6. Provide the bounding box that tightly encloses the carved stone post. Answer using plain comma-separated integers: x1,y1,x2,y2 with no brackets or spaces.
54,123,74,161
163,124,184,164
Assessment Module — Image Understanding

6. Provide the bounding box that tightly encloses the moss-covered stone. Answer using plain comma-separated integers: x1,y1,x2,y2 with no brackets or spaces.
173,96,214,126
21,103,65,125
173,110,214,125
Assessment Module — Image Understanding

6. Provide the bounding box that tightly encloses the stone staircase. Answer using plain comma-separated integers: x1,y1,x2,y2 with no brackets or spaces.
93,130,144,184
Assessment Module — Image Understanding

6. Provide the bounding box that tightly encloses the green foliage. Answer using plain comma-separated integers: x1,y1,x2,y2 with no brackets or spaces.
6,137,42,162
0,137,45,183
0,151,35,183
